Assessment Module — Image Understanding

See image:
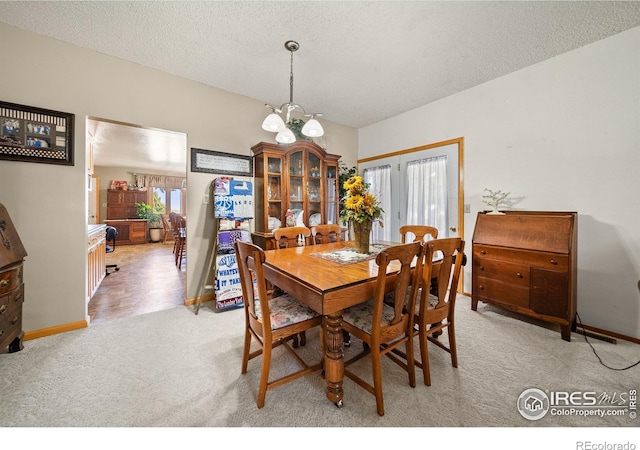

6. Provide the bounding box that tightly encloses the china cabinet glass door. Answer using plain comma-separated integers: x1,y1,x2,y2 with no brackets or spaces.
326,163,338,224
267,156,283,230
307,151,321,226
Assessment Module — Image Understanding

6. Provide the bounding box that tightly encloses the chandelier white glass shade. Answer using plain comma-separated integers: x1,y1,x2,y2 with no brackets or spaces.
262,40,324,142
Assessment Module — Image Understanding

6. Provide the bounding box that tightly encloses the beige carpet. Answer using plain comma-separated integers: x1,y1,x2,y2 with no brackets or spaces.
1,296,638,445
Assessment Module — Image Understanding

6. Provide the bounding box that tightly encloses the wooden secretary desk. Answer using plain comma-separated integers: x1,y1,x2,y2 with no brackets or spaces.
251,141,341,249
0,203,28,353
471,211,578,341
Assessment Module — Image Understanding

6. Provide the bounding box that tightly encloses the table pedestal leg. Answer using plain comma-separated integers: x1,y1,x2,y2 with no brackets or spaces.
323,313,344,405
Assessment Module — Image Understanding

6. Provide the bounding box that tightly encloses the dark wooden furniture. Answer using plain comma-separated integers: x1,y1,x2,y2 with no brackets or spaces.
251,141,340,249
106,189,148,220
471,211,577,341
104,219,147,245
235,241,323,409
0,203,28,353
261,241,406,407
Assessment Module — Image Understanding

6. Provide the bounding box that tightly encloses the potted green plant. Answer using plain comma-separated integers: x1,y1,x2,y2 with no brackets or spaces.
135,202,162,242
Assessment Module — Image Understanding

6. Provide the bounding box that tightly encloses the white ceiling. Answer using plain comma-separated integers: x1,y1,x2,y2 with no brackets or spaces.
2,1,640,173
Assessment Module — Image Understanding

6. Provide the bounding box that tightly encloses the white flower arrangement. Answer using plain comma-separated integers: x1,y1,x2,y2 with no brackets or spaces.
482,188,510,214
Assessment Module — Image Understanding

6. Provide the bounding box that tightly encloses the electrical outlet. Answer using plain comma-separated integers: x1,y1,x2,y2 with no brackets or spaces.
203,193,209,204
464,204,471,213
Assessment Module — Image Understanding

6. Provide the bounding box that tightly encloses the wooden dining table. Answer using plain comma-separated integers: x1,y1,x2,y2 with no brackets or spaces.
261,240,403,407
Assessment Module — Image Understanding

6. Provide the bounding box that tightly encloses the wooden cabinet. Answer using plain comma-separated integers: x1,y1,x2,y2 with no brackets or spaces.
251,141,340,248
471,211,577,341
0,203,27,353
104,219,147,245
106,189,148,220
87,224,106,301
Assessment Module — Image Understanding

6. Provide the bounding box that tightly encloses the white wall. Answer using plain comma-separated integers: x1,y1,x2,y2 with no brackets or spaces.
0,23,358,332
359,26,640,338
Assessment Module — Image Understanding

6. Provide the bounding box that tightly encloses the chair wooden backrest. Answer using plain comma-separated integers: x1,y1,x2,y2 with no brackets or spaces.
234,240,323,408
419,237,465,321
400,225,438,243
235,241,272,337
371,242,424,339
273,226,311,249
310,224,342,245
412,237,465,386
161,214,173,243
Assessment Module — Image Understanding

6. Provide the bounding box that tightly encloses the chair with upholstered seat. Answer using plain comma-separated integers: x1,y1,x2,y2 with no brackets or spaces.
235,241,323,409
273,226,311,248
340,241,424,416
390,237,465,386
310,224,342,245
400,224,438,243
272,225,312,347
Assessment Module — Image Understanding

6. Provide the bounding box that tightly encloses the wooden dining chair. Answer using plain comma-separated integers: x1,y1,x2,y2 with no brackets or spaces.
272,225,312,347
341,241,424,416
310,224,342,245
400,224,438,243
390,238,465,386
170,214,186,268
273,226,311,248
235,241,323,409
161,214,173,244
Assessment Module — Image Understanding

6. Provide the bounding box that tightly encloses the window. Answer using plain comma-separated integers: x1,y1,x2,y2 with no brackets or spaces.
152,187,185,216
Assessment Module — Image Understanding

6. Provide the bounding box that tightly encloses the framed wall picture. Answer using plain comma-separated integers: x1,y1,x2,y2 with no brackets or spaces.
0,101,75,166
191,148,253,177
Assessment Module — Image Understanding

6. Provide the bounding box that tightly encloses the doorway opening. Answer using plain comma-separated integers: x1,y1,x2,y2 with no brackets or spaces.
86,117,188,323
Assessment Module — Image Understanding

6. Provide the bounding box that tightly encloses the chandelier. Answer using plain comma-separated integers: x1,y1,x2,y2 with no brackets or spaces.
261,40,324,144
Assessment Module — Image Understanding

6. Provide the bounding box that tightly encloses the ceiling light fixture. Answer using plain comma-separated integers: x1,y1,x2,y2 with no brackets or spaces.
261,40,324,144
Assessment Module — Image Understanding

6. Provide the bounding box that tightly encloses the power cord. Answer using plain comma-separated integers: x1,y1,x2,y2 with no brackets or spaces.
576,312,640,371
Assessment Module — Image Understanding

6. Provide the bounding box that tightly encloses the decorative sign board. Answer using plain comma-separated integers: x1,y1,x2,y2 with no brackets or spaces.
191,148,252,176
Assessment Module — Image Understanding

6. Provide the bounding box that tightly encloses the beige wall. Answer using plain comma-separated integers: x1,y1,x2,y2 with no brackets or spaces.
0,23,358,332
359,26,640,338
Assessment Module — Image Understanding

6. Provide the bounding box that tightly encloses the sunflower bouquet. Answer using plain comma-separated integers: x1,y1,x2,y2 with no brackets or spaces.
339,175,383,224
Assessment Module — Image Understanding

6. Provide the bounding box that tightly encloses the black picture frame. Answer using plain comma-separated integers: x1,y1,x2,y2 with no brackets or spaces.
191,148,253,177
0,100,75,166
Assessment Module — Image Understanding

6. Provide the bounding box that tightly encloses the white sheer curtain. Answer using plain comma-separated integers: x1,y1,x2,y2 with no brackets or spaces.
363,165,391,242
406,155,448,237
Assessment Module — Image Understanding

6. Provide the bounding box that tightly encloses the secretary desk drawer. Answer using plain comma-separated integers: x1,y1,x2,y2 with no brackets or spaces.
0,264,23,295
473,276,530,309
473,245,568,271
0,284,24,316
473,257,531,288
0,306,22,343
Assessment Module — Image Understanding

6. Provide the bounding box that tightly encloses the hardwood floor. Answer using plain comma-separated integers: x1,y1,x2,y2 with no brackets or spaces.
88,241,186,324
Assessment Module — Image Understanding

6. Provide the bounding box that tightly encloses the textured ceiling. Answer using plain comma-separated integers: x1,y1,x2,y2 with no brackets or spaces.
2,1,639,173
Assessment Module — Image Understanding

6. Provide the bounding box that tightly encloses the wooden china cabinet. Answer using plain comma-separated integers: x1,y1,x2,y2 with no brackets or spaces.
251,141,341,249
105,189,149,245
